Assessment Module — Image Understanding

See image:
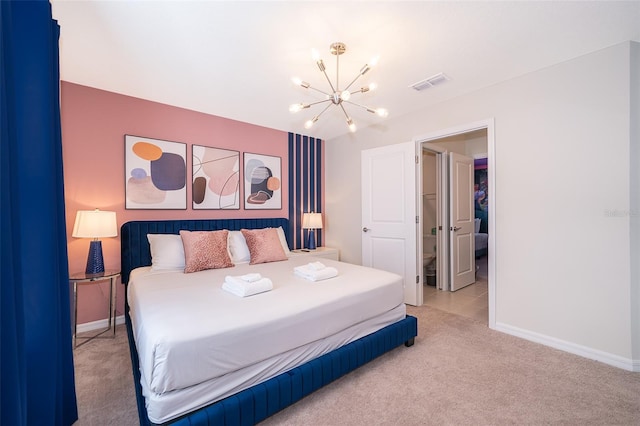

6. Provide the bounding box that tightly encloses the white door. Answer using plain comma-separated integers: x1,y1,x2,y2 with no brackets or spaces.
436,150,449,291
362,142,419,305
449,152,475,291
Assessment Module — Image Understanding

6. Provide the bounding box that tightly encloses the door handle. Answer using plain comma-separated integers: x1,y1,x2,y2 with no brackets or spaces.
362,227,371,232
451,226,462,231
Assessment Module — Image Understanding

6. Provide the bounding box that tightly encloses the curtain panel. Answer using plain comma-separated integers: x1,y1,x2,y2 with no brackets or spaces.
288,133,324,249
1,1,78,424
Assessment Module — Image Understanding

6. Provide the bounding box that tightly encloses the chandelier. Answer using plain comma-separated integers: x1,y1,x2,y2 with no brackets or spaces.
289,42,388,133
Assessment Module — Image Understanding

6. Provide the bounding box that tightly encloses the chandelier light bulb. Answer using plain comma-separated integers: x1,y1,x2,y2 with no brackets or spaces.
311,48,320,62
305,116,319,129
291,77,310,89
289,103,302,113
359,82,377,94
340,90,351,101
376,108,389,118
347,118,357,133
369,55,380,67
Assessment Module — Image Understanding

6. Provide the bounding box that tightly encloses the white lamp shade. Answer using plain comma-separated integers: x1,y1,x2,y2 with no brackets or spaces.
72,209,118,238
302,212,323,229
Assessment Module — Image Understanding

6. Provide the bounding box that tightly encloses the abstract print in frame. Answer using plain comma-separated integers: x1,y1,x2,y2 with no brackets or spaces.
192,145,240,209
125,135,187,209
243,153,282,210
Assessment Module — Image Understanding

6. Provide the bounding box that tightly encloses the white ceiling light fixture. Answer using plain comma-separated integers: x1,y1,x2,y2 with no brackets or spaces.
290,42,388,133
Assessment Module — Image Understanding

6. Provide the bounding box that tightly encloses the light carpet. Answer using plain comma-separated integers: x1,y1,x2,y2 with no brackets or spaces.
73,306,640,425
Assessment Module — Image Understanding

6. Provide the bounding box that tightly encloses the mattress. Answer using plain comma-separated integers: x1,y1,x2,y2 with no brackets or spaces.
128,256,406,423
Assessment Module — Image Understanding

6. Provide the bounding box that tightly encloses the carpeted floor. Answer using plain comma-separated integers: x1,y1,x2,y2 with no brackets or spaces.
72,325,137,425
72,305,640,425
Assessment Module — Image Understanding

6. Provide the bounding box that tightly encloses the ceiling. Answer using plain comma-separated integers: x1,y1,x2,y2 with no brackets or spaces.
51,1,640,141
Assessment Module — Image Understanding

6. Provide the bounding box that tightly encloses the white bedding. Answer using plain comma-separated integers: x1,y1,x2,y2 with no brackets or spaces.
128,256,406,423
475,232,488,252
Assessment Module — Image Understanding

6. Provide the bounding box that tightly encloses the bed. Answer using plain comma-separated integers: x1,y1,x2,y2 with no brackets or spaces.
121,218,418,425
475,218,488,258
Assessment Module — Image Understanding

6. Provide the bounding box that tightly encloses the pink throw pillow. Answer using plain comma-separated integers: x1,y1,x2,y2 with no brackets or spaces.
180,230,234,273
241,228,288,265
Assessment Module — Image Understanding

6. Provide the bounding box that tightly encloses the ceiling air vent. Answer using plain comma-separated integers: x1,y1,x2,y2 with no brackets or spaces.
409,72,450,91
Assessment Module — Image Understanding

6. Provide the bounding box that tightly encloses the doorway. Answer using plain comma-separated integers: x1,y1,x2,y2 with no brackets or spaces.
417,121,494,327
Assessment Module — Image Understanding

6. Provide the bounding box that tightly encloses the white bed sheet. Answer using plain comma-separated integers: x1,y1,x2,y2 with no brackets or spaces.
128,256,406,423
475,232,489,251
143,303,406,423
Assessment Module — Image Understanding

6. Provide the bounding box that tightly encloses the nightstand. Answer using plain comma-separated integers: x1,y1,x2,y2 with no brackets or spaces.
291,246,340,261
69,270,120,348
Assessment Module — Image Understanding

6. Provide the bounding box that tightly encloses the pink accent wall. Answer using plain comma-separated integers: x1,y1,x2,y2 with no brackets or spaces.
61,82,289,324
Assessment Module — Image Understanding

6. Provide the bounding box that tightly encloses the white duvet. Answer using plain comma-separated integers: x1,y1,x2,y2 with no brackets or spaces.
128,256,405,422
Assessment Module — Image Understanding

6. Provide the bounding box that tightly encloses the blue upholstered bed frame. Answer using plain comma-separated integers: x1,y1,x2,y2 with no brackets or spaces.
120,218,418,426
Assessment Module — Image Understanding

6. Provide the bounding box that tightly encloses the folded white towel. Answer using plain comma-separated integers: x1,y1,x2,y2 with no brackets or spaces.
293,265,338,282
240,273,262,282
225,273,262,284
222,277,273,297
306,261,326,271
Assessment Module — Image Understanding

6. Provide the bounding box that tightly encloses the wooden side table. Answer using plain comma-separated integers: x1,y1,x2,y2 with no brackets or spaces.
69,270,120,348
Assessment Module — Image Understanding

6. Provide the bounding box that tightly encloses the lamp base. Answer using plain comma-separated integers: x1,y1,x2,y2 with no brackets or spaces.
85,240,105,275
307,229,317,250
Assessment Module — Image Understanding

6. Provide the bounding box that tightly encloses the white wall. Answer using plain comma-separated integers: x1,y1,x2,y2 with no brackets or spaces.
427,129,487,157
325,41,639,368
629,42,640,366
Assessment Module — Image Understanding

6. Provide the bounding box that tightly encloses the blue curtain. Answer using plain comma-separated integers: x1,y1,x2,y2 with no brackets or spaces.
1,1,78,424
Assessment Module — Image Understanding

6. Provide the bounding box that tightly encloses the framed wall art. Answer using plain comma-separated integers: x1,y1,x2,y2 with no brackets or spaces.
192,145,240,209
125,135,187,209
243,153,282,210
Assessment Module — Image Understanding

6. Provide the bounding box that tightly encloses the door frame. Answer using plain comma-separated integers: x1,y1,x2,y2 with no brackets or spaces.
415,118,496,329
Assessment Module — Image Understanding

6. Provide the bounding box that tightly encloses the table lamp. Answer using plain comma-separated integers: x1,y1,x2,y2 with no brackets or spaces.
72,209,118,275
302,212,323,250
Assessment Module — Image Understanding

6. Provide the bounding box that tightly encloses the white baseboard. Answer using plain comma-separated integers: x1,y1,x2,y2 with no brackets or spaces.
495,322,639,372
76,315,125,334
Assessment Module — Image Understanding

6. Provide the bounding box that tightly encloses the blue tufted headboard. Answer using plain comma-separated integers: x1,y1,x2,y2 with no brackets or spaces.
120,218,290,285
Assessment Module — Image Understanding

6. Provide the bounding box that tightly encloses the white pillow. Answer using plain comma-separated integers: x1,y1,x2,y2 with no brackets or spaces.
227,230,251,264
474,218,481,233
147,234,185,270
275,226,291,256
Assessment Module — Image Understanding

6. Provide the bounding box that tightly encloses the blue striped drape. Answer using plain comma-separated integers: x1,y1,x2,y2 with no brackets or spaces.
288,133,324,249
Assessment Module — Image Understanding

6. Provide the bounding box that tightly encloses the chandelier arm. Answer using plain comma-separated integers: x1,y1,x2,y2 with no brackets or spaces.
344,100,376,113
307,99,332,108
319,67,337,94
343,71,365,92
336,50,340,90
315,102,334,120
304,102,334,129
306,85,332,97
338,103,351,120
349,88,365,95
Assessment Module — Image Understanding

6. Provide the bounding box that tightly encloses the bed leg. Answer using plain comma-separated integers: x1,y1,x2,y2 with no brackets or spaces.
404,338,415,347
